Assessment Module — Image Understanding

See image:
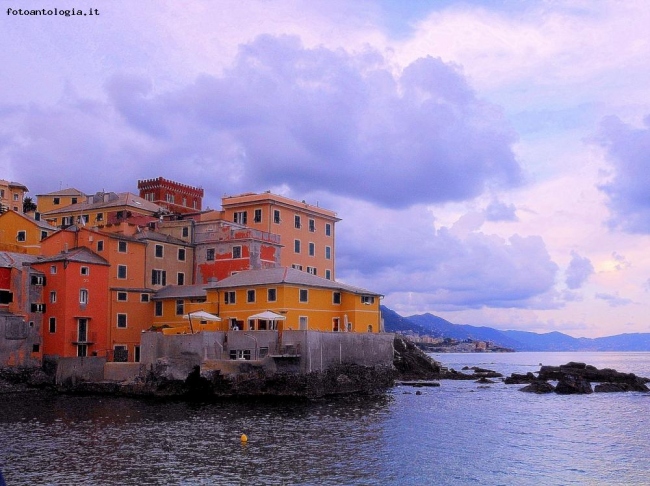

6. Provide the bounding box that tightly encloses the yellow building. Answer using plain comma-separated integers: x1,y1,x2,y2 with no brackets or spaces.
0,211,58,255
35,188,86,215
42,191,165,228
206,267,382,333
0,180,28,213
151,284,220,334
220,192,340,280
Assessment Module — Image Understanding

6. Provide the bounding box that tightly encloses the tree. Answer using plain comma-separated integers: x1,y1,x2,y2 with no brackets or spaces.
23,196,37,213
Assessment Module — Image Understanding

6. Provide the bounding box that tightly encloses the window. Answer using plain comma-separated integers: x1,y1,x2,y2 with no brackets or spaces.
177,272,185,285
49,317,56,333
273,210,281,224
31,303,46,312
294,240,301,253
182,197,187,207
225,291,236,304
292,264,303,271
309,242,315,256
206,248,215,261
13,193,18,201
16,231,26,242
53,197,60,205
97,240,104,252
176,300,184,315
325,223,332,236
229,349,251,361
31,275,45,286
247,289,256,303
80,289,88,304
50,265,57,274
299,289,308,303
113,345,128,362
325,246,331,260
134,346,141,363
95,212,104,222
182,226,189,238
71,197,78,204
267,288,277,302
166,193,175,203
294,215,301,229
118,241,127,253
333,318,341,332
178,248,186,261
254,209,262,223
155,301,163,316
152,269,167,286
0,290,12,304
325,270,332,280
307,266,317,275
309,219,315,232
141,293,150,303
80,266,89,276
299,316,308,330
361,295,375,305
117,292,128,302
49,291,56,304
155,244,164,258
117,265,127,279
333,292,341,304
232,246,242,259
117,314,127,328
40,231,48,241
234,211,247,224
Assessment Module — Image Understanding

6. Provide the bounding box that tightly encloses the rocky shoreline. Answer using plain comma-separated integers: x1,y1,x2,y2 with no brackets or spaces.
2,343,649,398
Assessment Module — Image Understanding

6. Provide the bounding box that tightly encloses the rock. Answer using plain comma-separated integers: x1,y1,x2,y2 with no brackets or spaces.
393,336,442,380
475,377,496,384
555,374,593,394
595,382,649,393
505,372,537,384
396,381,440,387
520,381,555,393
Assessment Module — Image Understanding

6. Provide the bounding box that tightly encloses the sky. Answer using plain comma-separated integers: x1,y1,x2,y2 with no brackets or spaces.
2,0,650,338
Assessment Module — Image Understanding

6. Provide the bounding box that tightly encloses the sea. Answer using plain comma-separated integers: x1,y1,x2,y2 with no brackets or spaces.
2,351,650,485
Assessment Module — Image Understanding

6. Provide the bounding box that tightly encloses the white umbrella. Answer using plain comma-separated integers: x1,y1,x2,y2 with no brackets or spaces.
183,310,221,333
248,310,286,331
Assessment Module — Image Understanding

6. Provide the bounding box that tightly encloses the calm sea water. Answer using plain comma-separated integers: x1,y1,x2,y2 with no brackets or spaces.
2,352,650,485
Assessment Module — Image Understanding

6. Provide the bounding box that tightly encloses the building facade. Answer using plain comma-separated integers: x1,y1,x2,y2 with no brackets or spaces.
138,177,204,214
0,180,28,214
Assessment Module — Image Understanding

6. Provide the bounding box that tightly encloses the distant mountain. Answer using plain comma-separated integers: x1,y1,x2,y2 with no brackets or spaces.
381,306,650,352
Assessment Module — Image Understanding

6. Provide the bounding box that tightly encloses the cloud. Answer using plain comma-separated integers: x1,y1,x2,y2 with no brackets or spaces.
565,251,594,290
336,202,559,310
484,199,518,222
2,34,522,208
595,115,650,233
595,292,634,307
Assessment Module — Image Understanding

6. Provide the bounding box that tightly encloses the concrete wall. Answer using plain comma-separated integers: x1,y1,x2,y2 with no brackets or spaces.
55,356,106,385
0,314,41,368
104,362,142,382
140,330,394,376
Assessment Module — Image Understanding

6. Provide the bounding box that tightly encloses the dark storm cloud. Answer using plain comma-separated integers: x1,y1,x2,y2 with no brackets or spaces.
596,115,650,233
565,250,594,290
3,35,522,207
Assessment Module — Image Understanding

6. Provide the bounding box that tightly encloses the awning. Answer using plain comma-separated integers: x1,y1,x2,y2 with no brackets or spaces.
248,310,286,321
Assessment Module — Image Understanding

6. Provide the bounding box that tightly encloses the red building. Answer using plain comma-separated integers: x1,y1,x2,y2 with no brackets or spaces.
32,247,110,358
137,177,204,214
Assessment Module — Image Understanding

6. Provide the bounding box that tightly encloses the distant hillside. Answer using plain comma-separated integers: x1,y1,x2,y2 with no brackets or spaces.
381,306,650,352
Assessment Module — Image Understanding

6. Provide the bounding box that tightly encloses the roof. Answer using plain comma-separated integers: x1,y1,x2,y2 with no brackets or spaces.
206,267,381,296
153,284,208,300
133,228,190,246
36,188,86,197
42,192,165,216
34,247,110,266
0,252,39,269
0,210,58,231
0,180,29,191
221,192,340,221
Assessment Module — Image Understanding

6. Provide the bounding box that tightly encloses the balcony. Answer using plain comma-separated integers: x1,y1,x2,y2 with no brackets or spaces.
70,331,97,345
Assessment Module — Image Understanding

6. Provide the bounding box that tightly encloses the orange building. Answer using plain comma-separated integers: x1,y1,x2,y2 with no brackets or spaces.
41,226,152,361
32,247,110,358
151,284,219,333
0,180,29,213
220,193,340,280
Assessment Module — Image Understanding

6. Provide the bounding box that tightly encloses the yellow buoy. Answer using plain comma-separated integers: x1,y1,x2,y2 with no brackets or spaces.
240,434,248,443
